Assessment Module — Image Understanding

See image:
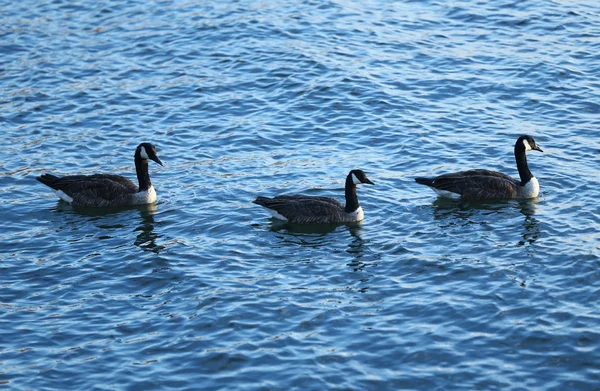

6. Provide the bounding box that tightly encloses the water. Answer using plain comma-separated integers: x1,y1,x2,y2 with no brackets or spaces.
1,0,599,389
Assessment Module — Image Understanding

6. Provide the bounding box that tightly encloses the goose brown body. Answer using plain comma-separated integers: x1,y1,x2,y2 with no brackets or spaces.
36,143,163,207
253,169,374,224
415,136,543,201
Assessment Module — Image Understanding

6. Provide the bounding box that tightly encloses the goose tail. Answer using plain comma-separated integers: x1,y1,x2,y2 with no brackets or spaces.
36,174,61,190
415,177,435,187
253,196,272,207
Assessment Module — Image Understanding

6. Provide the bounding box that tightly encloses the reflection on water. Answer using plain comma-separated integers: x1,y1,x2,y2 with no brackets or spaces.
4,0,598,387
266,218,362,235
53,200,164,253
346,230,377,274
518,199,538,217
257,218,378,276
517,199,540,247
429,198,486,228
430,197,514,214
427,197,542,247
133,204,165,253
54,200,156,217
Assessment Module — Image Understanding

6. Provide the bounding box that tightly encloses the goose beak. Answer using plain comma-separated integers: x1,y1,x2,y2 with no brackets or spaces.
534,145,543,152
364,178,375,185
151,156,164,166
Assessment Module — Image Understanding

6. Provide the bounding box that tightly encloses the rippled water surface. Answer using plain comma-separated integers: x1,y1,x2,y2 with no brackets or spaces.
2,0,600,389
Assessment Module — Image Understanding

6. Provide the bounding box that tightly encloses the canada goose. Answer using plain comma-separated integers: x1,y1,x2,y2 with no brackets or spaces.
37,143,163,207
253,169,375,224
415,135,543,200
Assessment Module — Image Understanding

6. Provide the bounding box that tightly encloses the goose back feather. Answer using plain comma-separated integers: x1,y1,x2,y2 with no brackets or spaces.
416,169,521,200
254,195,353,224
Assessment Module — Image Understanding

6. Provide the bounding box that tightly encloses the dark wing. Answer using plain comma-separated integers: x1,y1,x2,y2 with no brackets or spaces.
425,170,520,200
269,195,344,208
38,174,138,206
253,195,346,224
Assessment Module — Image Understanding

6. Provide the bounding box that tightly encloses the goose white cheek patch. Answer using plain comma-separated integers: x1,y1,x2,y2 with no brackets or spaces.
352,173,361,185
140,146,150,159
523,139,532,151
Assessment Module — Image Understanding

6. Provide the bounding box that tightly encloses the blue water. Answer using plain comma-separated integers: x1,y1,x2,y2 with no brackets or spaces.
1,0,600,389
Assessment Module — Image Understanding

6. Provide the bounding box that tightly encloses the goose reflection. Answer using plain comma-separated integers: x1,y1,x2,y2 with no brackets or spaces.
345,228,378,274
266,219,363,235
426,197,541,247
517,199,540,247
428,198,488,228
254,218,375,301
133,203,165,253
54,201,164,253
253,220,349,249
256,219,367,253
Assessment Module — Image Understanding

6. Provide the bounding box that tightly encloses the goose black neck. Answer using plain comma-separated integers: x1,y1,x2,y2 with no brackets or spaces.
344,174,360,213
514,143,533,185
135,156,152,191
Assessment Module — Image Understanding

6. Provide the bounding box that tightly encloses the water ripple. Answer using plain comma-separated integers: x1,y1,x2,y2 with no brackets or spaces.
1,0,600,389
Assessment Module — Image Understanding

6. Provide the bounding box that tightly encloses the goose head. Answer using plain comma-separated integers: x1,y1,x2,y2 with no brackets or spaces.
136,143,163,166
350,169,375,185
518,135,543,153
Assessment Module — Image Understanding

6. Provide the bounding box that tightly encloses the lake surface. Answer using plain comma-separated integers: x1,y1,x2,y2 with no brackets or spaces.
1,0,599,389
